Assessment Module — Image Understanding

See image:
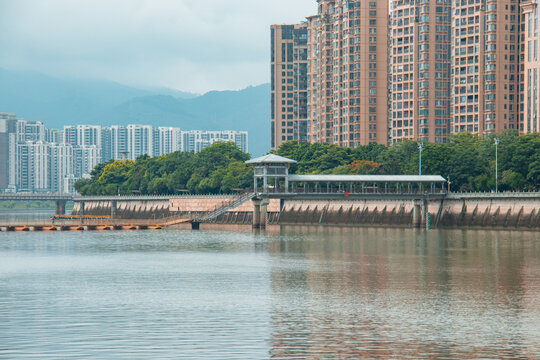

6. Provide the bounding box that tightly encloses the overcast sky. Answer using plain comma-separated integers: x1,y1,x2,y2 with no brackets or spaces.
0,0,316,93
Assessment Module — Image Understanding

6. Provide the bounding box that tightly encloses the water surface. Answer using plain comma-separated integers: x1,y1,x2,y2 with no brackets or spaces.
0,227,539,359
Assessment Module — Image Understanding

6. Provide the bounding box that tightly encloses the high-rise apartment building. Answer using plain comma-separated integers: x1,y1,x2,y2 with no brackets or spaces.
522,0,540,134
451,0,521,135
17,120,45,142
155,127,182,157
390,0,452,143
270,23,309,150
64,125,102,147
48,143,74,193
16,141,50,192
46,128,63,144
73,145,102,178
127,125,154,160
274,0,389,148
0,113,17,191
110,125,129,160
64,125,112,161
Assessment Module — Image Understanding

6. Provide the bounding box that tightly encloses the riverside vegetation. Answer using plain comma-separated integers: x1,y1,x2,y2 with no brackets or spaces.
75,131,540,196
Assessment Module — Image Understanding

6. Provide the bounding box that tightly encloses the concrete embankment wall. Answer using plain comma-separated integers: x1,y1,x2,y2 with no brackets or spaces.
279,200,416,227
72,197,281,224
279,195,540,229
72,200,172,219
72,194,540,229
438,196,540,229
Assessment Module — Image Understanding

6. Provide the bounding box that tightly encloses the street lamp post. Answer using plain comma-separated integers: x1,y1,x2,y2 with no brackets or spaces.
494,138,499,193
418,142,424,176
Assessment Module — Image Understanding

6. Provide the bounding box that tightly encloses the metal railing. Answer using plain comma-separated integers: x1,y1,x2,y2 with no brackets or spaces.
193,192,255,223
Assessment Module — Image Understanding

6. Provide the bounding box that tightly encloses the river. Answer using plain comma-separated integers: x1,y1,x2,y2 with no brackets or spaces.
0,226,539,359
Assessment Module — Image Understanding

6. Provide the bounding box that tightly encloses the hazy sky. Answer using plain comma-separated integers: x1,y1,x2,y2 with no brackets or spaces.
0,0,316,93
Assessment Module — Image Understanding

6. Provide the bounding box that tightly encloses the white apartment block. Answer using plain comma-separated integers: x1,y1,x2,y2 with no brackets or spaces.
181,130,248,153
73,145,101,179
64,125,112,162
48,143,74,193
64,125,102,147
46,128,63,144
17,120,45,142
16,141,50,192
0,113,17,191
155,127,182,157
127,125,154,160
110,125,129,161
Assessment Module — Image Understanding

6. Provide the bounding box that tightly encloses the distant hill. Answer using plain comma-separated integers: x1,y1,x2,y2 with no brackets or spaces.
0,68,270,155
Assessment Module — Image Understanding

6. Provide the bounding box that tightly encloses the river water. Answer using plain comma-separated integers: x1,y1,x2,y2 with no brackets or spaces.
0,226,539,359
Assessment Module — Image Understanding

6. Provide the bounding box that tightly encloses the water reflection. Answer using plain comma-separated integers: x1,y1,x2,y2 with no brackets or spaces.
268,227,540,359
0,227,538,359
0,209,55,222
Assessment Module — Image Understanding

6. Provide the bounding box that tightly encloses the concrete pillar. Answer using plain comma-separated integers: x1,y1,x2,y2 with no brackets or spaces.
55,200,66,215
111,200,118,219
423,199,429,229
413,200,423,228
252,199,262,229
260,199,269,229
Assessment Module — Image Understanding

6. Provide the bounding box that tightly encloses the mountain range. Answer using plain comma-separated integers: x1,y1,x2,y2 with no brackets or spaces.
0,68,271,155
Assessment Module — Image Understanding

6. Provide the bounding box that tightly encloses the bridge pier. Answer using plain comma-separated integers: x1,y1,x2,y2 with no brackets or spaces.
191,222,200,230
55,200,67,215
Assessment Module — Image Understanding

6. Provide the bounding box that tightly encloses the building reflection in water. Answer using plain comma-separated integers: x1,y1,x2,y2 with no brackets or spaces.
266,226,540,359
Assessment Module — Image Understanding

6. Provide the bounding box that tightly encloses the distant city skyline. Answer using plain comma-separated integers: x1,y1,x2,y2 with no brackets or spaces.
0,112,248,193
0,0,316,94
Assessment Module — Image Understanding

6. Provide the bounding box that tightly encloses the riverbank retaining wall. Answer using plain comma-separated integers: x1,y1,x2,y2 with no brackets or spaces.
279,195,540,229
279,200,416,227
72,197,281,224
72,194,540,229
438,195,540,229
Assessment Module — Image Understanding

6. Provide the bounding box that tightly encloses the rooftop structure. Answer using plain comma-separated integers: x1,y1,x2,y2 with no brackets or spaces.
246,154,298,165
247,154,297,193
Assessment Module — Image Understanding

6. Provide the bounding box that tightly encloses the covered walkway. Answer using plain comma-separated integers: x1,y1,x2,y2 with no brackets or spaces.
247,154,447,196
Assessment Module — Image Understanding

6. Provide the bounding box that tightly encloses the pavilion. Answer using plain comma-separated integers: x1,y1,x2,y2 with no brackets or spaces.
246,154,447,195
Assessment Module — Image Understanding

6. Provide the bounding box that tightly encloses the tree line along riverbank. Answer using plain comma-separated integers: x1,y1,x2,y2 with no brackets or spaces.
74,131,540,196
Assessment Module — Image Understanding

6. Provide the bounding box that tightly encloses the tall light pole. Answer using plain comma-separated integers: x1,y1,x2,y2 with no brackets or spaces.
494,138,499,193
418,142,424,176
